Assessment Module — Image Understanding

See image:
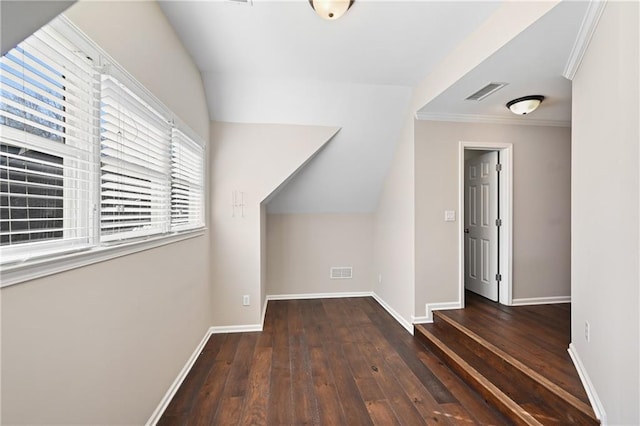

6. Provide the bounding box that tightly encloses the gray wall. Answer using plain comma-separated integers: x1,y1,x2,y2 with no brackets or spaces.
414,120,571,314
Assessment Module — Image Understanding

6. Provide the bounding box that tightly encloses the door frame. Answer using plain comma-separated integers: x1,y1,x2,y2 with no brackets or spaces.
459,141,513,306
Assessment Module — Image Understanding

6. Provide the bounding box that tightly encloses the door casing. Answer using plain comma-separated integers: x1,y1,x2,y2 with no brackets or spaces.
459,141,513,306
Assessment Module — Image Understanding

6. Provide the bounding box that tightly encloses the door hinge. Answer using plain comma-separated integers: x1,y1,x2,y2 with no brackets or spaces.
496,163,502,172
496,273,502,282
495,218,502,227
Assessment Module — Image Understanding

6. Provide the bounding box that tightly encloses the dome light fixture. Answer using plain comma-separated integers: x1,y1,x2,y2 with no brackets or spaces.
506,95,545,115
309,0,354,20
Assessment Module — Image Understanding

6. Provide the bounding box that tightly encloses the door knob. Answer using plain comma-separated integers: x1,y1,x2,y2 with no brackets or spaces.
464,228,470,234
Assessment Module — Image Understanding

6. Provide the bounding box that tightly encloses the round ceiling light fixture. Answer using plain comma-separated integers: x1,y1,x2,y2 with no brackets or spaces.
309,0,354,20
506,95,545,115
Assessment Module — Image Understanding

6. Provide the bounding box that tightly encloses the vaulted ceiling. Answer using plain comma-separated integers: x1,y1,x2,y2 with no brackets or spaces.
161,0,589,213
159,0,506,213
3,1,589,214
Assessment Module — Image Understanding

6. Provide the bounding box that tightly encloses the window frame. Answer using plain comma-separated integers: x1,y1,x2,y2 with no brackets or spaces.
0,16,207,288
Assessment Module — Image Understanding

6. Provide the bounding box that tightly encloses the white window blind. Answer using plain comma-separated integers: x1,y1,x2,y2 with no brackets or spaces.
1,16,206,281
0,24,98,263
171,129,204,231
100,74,171,242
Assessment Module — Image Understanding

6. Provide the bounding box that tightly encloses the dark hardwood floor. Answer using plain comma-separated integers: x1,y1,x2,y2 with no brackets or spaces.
158,297,509,425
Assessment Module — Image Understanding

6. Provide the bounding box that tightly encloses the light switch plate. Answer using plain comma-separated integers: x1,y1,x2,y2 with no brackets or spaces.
444,210,456,222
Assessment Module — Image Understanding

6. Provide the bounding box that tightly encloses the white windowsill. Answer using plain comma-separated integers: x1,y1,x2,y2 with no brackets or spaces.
0,228,206,288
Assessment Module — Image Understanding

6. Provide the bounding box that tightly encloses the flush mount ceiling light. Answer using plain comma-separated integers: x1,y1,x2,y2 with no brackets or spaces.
506,95,545,115
309,0,354,20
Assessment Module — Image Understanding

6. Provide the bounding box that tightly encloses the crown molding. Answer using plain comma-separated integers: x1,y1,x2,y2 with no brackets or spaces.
563,0,607,80
415,111,570,128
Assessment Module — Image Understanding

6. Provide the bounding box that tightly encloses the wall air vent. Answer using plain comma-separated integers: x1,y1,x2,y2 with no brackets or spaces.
466,82,508,101
330,267,353,280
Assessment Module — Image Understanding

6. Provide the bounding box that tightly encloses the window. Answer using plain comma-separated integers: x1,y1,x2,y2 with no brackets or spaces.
100,75,171,242
171,129,205,231
0,17,205,284
1,24,97,264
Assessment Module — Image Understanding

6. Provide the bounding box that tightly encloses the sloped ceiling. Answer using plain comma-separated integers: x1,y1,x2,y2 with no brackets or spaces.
1,0,75,55
160,0,502,213
159,0,587,213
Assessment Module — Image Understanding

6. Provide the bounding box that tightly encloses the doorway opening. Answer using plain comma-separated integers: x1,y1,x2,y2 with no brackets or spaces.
459,142,513,307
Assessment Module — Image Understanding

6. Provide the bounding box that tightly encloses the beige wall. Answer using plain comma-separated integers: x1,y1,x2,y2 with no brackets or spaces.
373,2,560,326
0,2,212,424
571,1,639,423
414,120,571,315
209,122,338,327
372,112,416,325
267,213,373,296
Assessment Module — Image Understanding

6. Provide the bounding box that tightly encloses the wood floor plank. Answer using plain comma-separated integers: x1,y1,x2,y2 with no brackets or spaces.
309,346,347,425
159,297,513,425
157,333,227,423
188,360,232,426
357,336,430,426
212,395,244,425
365,400,403,425
289,302,321,425
267,301,293,425
238,346,272,425
323,341,374,425
220,332,259,397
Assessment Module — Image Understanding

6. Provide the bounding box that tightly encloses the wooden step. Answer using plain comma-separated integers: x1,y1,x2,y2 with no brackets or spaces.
415,311,599,425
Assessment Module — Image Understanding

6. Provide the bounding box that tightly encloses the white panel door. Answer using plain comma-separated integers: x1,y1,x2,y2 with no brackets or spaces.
464,151,499,301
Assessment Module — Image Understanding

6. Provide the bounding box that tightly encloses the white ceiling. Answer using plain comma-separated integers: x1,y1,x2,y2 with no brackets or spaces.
159,0,587,213
417,0,589,126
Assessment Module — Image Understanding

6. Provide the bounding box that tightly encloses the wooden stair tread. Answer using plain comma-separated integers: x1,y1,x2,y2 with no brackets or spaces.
439,304,591,404
415,309,600,425
416,325,543,426
433,311,596,420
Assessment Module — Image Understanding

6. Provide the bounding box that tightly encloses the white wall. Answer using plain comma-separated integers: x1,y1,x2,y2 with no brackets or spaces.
267,213,373,296
571,1,639,424
1,2,212,424
414,120,571,314
209,121,338,327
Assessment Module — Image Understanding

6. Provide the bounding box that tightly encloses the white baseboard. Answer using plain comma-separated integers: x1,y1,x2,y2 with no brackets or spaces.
411,315,431,324
371,292,413,335
510,296,571,306
266,291,373,301
424,301,463,323
568,343,607,424
146,327,214,426
210,324,263,334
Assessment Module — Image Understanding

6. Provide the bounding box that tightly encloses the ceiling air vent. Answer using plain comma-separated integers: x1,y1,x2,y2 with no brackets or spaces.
466,82,508,101
330,267,353,280
227,0,253,5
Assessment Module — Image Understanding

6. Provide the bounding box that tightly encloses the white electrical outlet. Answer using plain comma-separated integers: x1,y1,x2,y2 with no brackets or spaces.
378,273,382,284
243,295,250,306
584,321,590,342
